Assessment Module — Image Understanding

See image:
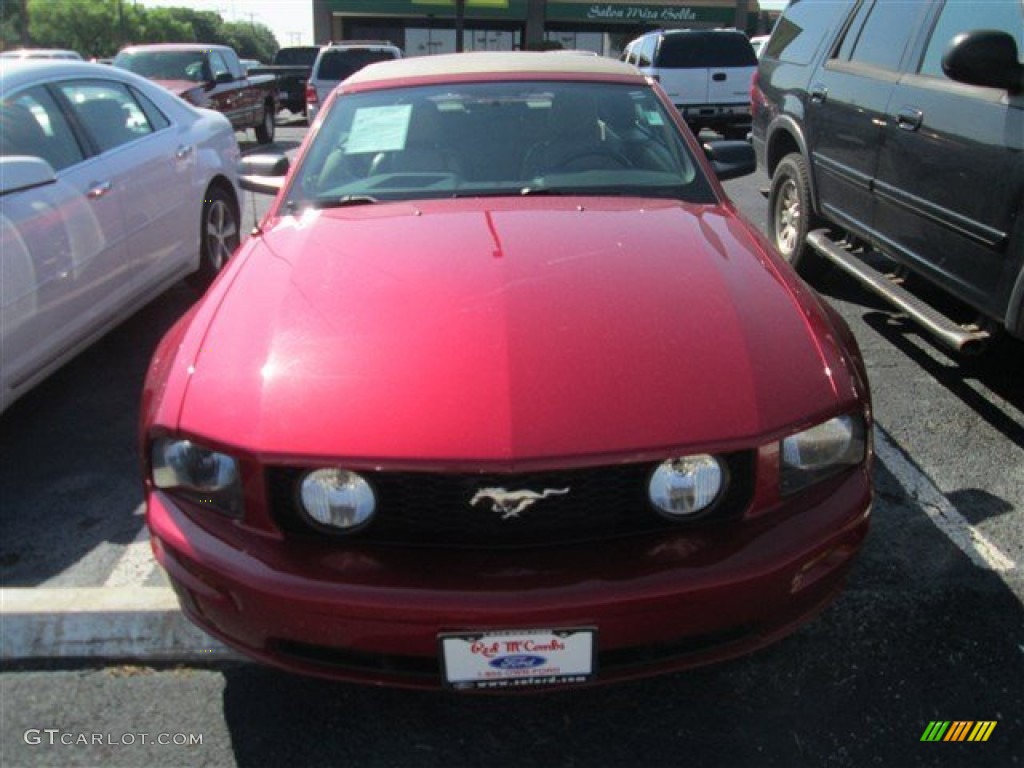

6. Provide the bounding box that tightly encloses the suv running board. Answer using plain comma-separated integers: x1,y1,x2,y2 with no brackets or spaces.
806,230,991,354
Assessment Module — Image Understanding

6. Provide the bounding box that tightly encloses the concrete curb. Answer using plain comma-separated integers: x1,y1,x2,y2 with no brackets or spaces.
0,587,239,662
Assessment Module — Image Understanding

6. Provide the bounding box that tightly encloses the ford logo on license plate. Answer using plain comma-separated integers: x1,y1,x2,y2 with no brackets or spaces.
489,654,547,670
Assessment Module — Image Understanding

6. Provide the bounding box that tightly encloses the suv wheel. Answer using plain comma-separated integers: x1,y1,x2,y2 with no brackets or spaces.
768,153,824,276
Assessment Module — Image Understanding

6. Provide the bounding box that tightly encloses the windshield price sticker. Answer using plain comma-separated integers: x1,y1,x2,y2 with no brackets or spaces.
345,104,411,154
440,629,596,689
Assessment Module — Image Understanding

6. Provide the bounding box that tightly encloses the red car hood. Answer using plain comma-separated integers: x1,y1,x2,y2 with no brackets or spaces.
178,197,858,464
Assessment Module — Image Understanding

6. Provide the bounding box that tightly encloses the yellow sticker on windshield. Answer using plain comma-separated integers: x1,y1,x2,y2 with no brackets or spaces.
345,105,412,154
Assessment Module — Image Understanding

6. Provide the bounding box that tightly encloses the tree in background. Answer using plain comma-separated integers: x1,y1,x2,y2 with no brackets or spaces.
23,0,134,57
1,0,30,49
7,0,278,60
133,8,193,46
219,20,277,63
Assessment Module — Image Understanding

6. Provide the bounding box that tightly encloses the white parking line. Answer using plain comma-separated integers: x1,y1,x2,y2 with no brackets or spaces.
875,428,1016,572
104,507,157,587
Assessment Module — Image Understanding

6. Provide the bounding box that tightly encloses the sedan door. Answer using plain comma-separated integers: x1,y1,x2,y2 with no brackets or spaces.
0,86,130,404
59,79,192,293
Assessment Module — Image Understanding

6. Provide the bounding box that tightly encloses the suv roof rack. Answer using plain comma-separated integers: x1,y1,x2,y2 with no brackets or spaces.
324,40,397,47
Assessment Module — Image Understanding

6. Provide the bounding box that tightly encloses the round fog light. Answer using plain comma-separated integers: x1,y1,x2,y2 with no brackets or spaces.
649,455,724,518
300,469,376,531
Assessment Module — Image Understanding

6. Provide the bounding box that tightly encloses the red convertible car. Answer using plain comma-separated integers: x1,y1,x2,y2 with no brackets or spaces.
142,52,872,691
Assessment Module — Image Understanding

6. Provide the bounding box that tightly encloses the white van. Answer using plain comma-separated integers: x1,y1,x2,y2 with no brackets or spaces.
622,29,757,139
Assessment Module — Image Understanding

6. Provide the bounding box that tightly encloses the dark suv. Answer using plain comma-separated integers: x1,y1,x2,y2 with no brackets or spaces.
752,0,1023,352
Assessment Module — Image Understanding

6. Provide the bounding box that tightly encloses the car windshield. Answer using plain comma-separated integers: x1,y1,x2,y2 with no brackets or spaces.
114,51,207,82
288,80,715,208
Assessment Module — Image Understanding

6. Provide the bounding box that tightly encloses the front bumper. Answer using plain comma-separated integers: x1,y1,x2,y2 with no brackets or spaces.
678,103,752,129
148,470,870,690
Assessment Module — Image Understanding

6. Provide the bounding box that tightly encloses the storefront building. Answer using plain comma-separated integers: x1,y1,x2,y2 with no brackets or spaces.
311,1,772,58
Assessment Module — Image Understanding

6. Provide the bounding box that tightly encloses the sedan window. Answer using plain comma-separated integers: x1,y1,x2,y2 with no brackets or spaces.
59,81,156,153
0,86,85,171
291,80,714,208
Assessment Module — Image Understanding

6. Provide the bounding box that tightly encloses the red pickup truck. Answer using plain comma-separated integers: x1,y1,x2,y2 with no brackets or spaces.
113,43,278,144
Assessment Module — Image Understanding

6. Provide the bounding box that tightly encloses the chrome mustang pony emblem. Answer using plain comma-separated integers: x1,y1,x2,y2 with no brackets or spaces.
470,487,570,519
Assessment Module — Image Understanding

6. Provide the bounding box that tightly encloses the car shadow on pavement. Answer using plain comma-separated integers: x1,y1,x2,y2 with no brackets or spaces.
805,258,1024,451
238,137,302,155
217,458,1023,767
862,311,1024,450
0,283,199,586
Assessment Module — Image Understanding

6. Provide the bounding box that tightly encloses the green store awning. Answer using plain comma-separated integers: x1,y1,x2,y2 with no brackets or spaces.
329,1,737,25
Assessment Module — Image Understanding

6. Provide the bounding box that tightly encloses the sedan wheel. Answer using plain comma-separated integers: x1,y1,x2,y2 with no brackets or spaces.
188,186,239,290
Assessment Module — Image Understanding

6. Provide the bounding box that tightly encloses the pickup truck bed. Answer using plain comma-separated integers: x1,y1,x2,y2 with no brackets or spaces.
251,46,319,115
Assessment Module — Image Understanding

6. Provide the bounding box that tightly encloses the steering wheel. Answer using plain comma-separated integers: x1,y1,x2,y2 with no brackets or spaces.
550,146,634,172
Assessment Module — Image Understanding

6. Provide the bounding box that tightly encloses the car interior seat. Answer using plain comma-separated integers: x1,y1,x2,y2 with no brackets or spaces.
598,93,675,172
520,90,628,179
0,102,53,164
368,103,465,177
76,98,136,153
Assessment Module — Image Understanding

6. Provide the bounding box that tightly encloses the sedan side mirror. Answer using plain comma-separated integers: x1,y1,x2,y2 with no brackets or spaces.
943,30,1023,93
0,156,57,196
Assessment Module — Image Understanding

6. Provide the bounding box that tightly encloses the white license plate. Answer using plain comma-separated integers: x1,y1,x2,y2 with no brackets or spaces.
439,628,596,690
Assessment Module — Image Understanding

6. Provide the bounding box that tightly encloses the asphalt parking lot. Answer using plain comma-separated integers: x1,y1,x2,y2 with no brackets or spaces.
1,115,1021,767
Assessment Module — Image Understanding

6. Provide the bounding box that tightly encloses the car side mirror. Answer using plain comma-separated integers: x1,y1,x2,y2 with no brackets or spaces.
703,140,755,182
239,152,289,195
942,30,1024,93
214,71,234,85
0,156,57,196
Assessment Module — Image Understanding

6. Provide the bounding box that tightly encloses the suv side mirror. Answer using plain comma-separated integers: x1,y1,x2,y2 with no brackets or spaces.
942,30,1023,93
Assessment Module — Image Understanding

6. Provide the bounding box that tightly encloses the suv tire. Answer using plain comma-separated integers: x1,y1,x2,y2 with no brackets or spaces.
768,153,824,276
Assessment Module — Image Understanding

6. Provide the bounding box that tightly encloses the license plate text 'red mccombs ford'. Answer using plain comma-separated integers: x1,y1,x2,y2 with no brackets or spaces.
439,629,597,690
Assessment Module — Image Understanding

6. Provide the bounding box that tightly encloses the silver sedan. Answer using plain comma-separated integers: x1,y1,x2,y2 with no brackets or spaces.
0,59,242,413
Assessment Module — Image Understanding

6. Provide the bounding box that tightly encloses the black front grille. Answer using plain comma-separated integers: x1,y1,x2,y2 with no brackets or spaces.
272,623,758,684
266,452,754,549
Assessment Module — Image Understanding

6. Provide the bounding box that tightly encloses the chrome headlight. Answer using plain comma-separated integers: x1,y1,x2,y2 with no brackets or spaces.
151,438,242,516
781,414,866,495
648,455,725,518
300,469,376,532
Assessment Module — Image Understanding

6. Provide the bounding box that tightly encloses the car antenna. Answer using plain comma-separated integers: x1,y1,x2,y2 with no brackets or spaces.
248,190,264,237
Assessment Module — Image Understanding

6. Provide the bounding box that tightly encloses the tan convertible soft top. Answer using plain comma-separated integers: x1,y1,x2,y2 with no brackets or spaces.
344,50,643,86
